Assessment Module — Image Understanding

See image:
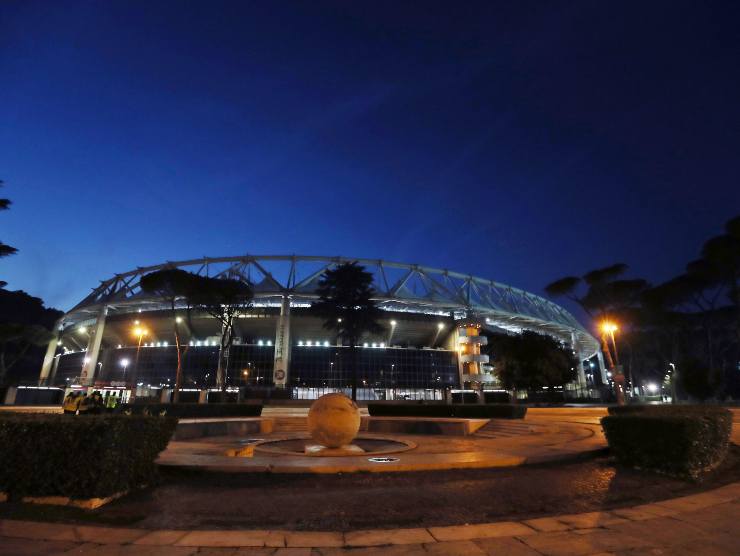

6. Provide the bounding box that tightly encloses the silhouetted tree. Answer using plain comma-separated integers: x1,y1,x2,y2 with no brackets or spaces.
545,264,649,402
0,180,18,289
140,268,195,402
0,324,53,384
491,331,578,400
312,262,384,400
638,215,740,400
696,215,740,331
0,289,62,385
678,357,717,401
187,274,253,390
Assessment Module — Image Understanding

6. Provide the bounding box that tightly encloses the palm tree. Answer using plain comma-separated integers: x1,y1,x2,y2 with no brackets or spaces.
312,262,384,400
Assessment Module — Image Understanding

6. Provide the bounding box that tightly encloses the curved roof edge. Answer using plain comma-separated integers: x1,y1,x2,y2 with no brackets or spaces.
62,254,600,358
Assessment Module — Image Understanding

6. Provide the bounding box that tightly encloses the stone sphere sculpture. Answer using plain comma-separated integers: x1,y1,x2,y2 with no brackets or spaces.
307,393,361,448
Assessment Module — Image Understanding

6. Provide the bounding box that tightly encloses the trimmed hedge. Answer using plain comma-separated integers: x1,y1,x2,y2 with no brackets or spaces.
368,403,527,419
606,404,729,416
601,405,732,480
120,403,262,418
0,415,176,499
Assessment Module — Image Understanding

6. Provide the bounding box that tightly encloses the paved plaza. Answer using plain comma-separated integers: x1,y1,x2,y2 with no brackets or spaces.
1,481,739,555
2,407,739,554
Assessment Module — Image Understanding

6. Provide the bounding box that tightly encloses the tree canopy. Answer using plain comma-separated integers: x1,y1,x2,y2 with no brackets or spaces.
490,331,578,393
186,274,253,389
545,213,739,402
140,268,196,304
0,288,62,385
0,180,18,287
140,268,197,401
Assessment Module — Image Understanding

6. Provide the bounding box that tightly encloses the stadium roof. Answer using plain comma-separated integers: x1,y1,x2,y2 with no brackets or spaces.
64,255,600,357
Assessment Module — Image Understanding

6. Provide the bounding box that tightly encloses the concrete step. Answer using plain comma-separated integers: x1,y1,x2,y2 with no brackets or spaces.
475,420,534,438
271,417,308,433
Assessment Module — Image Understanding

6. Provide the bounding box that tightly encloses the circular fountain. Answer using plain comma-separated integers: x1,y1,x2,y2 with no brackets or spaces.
253,393,414,457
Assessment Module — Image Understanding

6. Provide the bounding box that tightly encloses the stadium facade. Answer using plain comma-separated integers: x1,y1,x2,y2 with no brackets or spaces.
39,255,606,401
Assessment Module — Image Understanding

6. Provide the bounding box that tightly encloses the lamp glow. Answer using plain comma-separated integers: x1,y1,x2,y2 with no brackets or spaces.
601,321,618,334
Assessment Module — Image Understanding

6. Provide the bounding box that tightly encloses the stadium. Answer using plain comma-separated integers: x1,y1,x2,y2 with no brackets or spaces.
38,255,604,402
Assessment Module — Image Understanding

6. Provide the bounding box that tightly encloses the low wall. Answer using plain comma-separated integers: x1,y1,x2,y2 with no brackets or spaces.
361,416,489,436
173,416,490,439
173,418,274,440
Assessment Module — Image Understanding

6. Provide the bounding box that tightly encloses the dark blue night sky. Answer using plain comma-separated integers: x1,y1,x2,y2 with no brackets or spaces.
2,1,739,317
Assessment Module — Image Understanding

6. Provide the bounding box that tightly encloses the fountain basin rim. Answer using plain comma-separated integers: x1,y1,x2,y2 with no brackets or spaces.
250,434,417,457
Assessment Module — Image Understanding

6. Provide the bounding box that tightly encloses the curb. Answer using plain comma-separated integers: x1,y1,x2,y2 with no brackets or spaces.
1,481,738,549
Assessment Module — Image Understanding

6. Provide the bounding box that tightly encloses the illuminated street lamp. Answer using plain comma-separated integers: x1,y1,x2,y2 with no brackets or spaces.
387,319,397,345
600,320,625,404
432,321,445,347
600,321,620,365
130,325,149,398
120,358,130,376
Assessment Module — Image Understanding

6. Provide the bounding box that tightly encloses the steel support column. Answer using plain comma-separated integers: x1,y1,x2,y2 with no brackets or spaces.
272,295,291,388
596,349,608,384
38,321,62,385
80,306,108,385
571,332,587,389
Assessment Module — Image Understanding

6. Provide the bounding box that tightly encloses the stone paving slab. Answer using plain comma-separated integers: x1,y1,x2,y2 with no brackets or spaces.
554,510,628,529
343,527,434,546
522,516,572,532
473,536,544,555
284,532,344,548
73,525,149,544
0,481,739,554
0,537,77,555
174,530,270,547
428,521,535,541
134,530,190,546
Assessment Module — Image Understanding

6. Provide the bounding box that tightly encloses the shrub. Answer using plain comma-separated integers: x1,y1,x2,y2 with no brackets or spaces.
601,405,732,480
483,391,511,403
0,414,176,499
120,402,262,418
607,404,728,416
367,403,526,419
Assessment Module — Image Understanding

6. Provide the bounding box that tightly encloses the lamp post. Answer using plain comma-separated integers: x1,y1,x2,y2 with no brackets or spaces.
432,321,445,347
388,319,397,345
130,326,148,400
120,358,130,378
391,363,395,400
668,362,677,404
600,321,625,404
600,322,619,364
